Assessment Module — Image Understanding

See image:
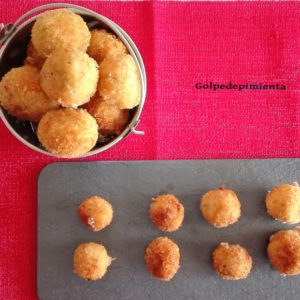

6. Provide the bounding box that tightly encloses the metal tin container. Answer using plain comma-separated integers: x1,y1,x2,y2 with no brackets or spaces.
0,3,146,157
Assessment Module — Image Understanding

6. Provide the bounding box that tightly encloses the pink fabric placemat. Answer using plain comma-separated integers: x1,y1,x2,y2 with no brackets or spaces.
0,1,299,299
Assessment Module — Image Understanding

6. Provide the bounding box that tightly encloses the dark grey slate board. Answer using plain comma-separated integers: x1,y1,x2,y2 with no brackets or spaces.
38,159,300,300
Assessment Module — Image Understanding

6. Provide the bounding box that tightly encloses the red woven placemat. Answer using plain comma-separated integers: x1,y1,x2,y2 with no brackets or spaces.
0,1,299,299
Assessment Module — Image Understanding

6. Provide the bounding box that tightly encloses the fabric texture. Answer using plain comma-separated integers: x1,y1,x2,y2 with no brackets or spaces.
0,1,299,299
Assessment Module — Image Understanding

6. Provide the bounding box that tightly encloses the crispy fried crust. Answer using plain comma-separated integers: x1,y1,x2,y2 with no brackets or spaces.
32,9,90,57
77,195,113,231
267,227,300,275
84,95,129,135
200,186,241,228
37,108,98,158
40,48,98,108
73,242,113,280
150,194,184,232
266,182,300,224
0,65,58,121
212,243,252,280
87,29,127,64
145,237,180,281
98,54,141,109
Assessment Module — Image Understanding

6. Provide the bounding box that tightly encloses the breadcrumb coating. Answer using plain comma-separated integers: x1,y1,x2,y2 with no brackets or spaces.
73,242,113,280
0,65,58,121
87,29,127,64
98,54,141,109
268,227,300,275
266,182,300,224
37,108,98,158
32,9,90,57
200,185,241,228
40,47,98,108
84,95,129,135
212,243,252,280
150,194,184,232
77,195,113,231
145,237,180,281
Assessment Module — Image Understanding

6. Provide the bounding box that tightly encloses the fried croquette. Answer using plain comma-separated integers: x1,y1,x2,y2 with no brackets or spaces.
212,243,252,280
267,227,300,275
84,95,129,135
145,237,180,281
87,29,127,64
24,41,46,69
40,48,98,108
31,9,90,57
200,185,241,228
37,108,98,158
98,54,141,109
150,194,184,232
77,195,113,231
73,242,113,280
266,182,300,224
0,65,58,121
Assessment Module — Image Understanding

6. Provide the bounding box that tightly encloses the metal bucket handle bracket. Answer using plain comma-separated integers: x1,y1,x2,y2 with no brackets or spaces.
0,23,14,45
125,119,144,137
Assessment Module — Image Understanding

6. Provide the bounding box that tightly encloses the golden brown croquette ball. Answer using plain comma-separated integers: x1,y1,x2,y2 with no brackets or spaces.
83,95,129,135
77,196,113,231
212,243,252,280
32,9,90,57
267,227,300,275
98,54,141,109
87,29,127,64
37,108,98,158
145,237,180,281
40,48,98,108
150,194,184,232
266,182,300,224
24,40,46,69
0,65,58,121
73,242,113,280
200,185,241,228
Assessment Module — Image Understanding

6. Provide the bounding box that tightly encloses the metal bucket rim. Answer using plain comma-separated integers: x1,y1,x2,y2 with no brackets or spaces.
0,2,147,158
